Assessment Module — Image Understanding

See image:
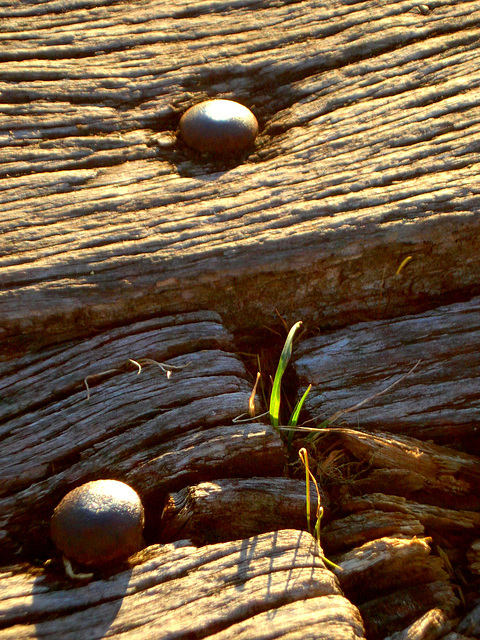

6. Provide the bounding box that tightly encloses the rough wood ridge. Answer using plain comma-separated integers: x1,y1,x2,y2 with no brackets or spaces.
1,0,480,354
0,530,366,640
289,296,480,638
294,297,480,444
0,311,284,561
1,0,479,637
0,305,472,639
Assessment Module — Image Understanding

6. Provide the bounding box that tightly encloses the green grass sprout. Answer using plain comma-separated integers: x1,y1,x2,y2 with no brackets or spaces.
289,384,312,427
287,383,312,447
269,321,303,428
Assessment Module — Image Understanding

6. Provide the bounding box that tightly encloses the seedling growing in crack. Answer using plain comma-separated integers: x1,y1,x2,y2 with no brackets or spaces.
269,321,311,435
233,320,311,428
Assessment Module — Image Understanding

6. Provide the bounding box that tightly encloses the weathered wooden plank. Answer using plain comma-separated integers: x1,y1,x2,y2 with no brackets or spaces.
0,312,287,564
160,477,328,545
455,603,480,638
321,510,425,555
332,536,458,639
0,529,366,640
286,422,476,635
384,608,455,640
347,494,480,539
293,297,480,442
0,333,250,496
359,581,459,640
205,596,365,640
0,0,479,352
332,428,480,511
154,447,471,640
124,425,286,498
0,421,285,553
334,536,450,601
341,492,480,559
0,310,233,419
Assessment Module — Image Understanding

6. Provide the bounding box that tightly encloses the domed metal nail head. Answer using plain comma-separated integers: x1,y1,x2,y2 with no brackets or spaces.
179,99,258,155
51,479,145,568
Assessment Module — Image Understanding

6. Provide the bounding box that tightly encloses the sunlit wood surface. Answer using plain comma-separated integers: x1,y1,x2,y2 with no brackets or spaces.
1,0,479,354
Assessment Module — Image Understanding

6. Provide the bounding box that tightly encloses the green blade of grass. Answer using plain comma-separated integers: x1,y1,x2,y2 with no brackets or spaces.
269,321,303,427
288,384,312,427
287,383,312,448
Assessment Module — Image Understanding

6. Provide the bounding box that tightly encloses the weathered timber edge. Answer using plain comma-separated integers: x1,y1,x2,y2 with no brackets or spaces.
3,209,480,355
0,530,366,640
1,0,480,354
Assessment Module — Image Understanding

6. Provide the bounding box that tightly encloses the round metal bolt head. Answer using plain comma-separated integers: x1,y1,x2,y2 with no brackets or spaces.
51,480,144,567
179,99,258,154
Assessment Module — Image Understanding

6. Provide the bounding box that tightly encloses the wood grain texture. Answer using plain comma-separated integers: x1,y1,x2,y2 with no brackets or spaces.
1,0,480,353
293,422,478,632
334,536,450,603
0,312,287,563
160,477,328,544
341,492,480,553
455,603,480,638
360,581,459,640
0,529,366,640
321,509,425,554
0,310,234,419
333,537,459,639
333,428,480,511
383,608,455,640
293,297,480,442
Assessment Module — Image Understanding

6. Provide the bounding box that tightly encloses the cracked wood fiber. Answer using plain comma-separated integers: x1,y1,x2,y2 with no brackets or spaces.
360,581,459,640
0,530,366,640
1,0,480,355
331,536,459,639
0,311,285,562
333,536,450,602
335,428,480,510
160,477,330,545
383,608,456,640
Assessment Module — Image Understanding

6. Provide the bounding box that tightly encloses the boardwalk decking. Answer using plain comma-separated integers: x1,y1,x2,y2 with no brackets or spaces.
1,0,479,638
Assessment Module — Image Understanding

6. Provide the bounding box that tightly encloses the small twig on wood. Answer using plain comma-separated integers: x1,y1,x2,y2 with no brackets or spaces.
325,358,422,426
232,410,269,423
128,359,142,375
136,358,192,377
